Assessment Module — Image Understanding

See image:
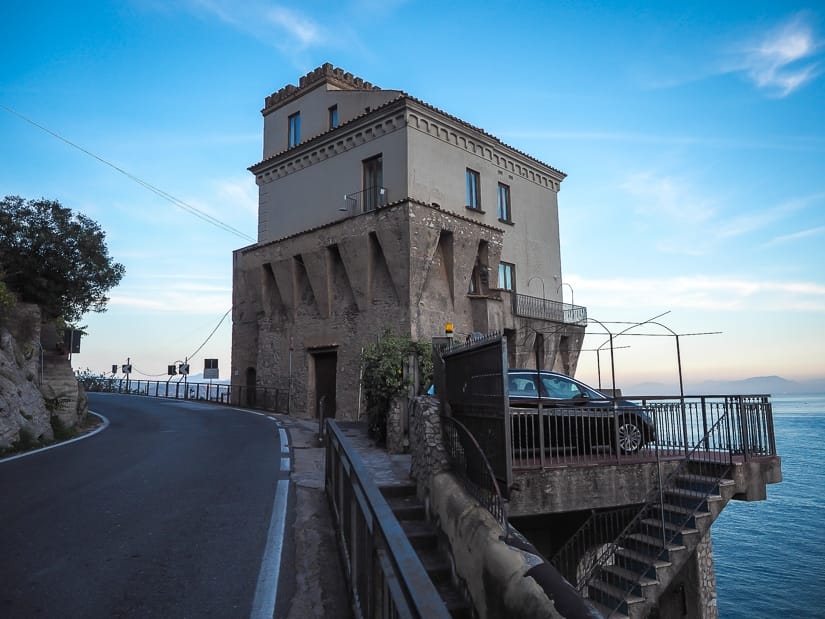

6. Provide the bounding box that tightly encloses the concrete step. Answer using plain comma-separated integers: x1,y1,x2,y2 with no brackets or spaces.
436,582,472,619
613,547,671,580
622,532,685,560
588,598,629,619
639,516,698,545
600,563,658,599
400,520,438,550
417,547,451,585
385,493,426,521
659,501,712,529
663,486,720,511
587,578,645,618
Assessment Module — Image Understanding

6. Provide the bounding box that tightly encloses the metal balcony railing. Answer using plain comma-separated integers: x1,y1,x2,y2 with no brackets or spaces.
510,394,776,471
344,186,387,213
512,292,587,325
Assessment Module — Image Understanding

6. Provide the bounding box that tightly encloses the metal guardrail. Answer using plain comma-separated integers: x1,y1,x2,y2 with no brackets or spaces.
512,292,588,325
325,420,451,619
441,415,509,538
345,186,387,213
79,377,290,414
510,394,776,470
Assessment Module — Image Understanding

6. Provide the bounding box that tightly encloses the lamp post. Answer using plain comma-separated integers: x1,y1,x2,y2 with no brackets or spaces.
557,282,574,306
527,275,545,300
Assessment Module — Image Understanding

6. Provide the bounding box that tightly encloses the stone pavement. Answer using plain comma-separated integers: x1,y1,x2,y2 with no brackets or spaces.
272,415,414,619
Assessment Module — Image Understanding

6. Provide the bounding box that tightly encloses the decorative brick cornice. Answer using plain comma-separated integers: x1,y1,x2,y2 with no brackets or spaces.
262,63,382,115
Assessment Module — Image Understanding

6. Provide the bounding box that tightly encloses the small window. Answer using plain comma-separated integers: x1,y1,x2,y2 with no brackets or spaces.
328,105,338,129
497,183,511,222
288,112,301,147
466,168,481,211
498,262,515,291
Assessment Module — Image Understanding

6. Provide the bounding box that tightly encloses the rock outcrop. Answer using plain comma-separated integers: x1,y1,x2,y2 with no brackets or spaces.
0,303,86,450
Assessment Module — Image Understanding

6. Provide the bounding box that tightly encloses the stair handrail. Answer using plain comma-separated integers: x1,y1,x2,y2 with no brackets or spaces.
441,414,510,539
551,408,735,601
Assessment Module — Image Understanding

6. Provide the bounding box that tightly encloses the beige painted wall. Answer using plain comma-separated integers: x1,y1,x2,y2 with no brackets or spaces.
404,110,564,302
262,85,403,159
257,119,409,242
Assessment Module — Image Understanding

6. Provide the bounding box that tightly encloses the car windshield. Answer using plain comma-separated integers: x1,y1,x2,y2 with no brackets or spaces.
508,372,605,400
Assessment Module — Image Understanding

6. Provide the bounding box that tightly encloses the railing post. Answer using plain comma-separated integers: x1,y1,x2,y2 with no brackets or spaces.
701,397,709,451
738,395,750,460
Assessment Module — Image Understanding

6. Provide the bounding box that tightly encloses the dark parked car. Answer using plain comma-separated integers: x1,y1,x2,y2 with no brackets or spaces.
507,369,655,453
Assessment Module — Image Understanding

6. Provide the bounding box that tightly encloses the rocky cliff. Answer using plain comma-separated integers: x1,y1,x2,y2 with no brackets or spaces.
0,303,86,451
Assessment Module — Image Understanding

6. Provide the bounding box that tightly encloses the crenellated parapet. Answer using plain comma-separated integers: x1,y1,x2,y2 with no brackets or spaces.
263,63,382,114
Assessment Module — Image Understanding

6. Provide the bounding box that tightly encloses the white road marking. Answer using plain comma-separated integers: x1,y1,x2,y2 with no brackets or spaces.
250,420,291,619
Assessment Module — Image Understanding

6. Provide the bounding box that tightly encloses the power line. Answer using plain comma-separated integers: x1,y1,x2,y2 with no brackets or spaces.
187,308,231,360
0,103,255,243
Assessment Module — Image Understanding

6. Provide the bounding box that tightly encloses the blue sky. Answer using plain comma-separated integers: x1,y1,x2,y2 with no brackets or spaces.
1,1,823,388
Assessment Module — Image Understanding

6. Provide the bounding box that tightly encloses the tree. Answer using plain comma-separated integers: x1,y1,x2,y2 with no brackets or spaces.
0,196,125,322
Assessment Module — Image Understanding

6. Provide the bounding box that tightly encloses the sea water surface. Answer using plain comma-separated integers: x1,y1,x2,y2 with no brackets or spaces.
713,394,825,618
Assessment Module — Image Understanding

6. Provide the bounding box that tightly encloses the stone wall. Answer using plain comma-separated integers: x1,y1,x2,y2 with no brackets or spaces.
0,303,86,450
408,395,449,501
232,200,505,420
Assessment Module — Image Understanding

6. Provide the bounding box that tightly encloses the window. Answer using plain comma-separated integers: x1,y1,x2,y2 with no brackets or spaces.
498,262,515,291
328,105,338,129
363,154,383,212
497,183,511,222
466,168,481,210
288,112,301,147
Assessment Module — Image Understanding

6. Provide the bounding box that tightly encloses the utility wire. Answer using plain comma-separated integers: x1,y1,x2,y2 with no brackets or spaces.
187,308,231,361
132,367,169,378
0,103,255,243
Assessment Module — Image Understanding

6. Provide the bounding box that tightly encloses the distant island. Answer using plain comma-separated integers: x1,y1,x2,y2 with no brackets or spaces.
623,375,825,396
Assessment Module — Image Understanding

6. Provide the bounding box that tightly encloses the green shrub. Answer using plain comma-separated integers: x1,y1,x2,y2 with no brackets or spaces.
361,331,432,443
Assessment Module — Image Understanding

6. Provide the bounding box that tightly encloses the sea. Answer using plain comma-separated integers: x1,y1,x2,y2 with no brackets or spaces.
712,394,825,618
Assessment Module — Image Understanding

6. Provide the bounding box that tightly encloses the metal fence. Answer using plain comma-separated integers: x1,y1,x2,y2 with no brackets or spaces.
512,292,588,325
441,415,509,537
344,186,388,213
510,394,776,470
80,377,290,414
325,420,451,619
442,333,512,496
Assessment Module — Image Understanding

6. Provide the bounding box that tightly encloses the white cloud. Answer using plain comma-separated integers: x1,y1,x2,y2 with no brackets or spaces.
621,171,716,226
265,6,322,48
732,14,822,97
215,176,258,217
763,225,825,247
181,1,329,59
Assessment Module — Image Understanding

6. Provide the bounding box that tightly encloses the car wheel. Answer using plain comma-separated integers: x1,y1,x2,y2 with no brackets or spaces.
616,417,644,454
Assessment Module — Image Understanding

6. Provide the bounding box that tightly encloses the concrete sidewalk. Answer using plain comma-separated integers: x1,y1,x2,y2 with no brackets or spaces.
272,415,415,619
273,415,351,619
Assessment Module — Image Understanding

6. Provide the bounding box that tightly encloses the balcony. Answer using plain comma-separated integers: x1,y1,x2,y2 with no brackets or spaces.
343,186,387,214
512,292,587,325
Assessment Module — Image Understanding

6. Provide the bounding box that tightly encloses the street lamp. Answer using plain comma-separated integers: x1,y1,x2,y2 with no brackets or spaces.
557,282,574,306
527,275,546,300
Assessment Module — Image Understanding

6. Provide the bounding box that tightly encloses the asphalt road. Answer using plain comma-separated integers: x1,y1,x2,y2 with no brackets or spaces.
0,393,289,618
